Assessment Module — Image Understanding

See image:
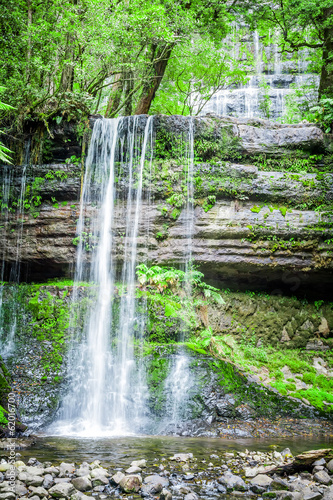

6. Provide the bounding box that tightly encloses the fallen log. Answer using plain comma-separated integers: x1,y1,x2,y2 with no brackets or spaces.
267,449,333,476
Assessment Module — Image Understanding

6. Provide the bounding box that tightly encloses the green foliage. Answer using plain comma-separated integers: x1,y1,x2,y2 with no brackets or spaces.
311,97,333,133
0,405,8,425
0,87,14,164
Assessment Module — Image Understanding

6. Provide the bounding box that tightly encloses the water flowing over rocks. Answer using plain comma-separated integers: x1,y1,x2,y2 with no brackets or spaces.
0,115,332,294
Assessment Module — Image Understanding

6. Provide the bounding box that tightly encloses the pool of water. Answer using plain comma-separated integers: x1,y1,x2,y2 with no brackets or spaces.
17,435,333,466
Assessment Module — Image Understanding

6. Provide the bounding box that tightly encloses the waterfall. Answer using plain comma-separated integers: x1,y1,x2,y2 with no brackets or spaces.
0,141,30,358
198,31,319,120
162,117,195,432
50,116,153,437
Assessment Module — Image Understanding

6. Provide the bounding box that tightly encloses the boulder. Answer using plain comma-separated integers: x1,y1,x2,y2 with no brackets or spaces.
48,482,75,498
160,488,173,500
218,471,247,491
130,459,147,468
169,453,193,462
119,474,142,493
313,470,332,485
142,474,169,495
71,476,92,492
323,485,333,500
111,471,125,485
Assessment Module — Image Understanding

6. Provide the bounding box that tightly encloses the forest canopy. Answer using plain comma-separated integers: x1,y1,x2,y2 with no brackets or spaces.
0,0,332,135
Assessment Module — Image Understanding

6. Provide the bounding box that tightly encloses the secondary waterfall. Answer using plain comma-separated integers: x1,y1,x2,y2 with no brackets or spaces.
51,116,153,436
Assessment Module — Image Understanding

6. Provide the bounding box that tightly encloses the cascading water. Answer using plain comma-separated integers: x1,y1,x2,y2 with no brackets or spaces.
50,116,153,436
162,117,195,432
0,142,30,358
198,31,319,120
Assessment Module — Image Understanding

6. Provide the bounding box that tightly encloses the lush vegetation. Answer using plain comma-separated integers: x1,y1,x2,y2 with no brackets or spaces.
0,0,332,137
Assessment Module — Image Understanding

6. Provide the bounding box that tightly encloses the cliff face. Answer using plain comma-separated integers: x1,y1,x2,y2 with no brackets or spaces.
0,115,332,295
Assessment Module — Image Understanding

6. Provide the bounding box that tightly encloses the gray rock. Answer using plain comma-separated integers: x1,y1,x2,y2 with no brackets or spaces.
27,476,44,487
0,493,15,500
48,482,76,497
276,492,303,500
250,474,273,490
125,466,141,474
59,463,75,477
142,474,169,495
160,488,172,500
302,487,323,500
28,486,49,497
119,475,142,493
219,471,247,491
54,477,72,483
111,471,125,485
44,467,59,476
314,471,332,485
323,485,333,500
43,473,54,489
184,494,198,500
15,484,28,496
169,454,193,462
327,460,333,473
71,476,92,492
313,459,326,466
130,459,146,468
271,478,289,491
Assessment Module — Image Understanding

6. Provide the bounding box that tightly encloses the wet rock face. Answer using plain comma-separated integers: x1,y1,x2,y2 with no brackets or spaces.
0,115,332,293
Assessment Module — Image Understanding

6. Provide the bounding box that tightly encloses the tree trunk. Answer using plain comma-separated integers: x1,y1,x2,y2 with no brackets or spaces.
105,73,123,117
319,9,333,98
60,36,74,92
135,44,173,115
124,71,134,116
266,449,333,476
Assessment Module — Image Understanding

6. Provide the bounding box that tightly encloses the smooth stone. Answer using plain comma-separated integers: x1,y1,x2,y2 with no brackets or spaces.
219,471,247,491
302,487,323,500
27,476,44,487
184,494,198,500
0,466,11,473
43,473,54,489
90,468,109,478
74,468,90,478
160,488,172,500
313,459,326,466
290,479,311,492
125,466,141,474
169,454,193,462
54,477,72,484
119,475,142,493
323,485,333,500
59,463,75,477
71,492,92,500
15,484,28,496
91,476,109,486
130,460,146,468
271,478,289,491
44,467,59,476
25,467,45,477
142,474,169,495
48,482,75,497
250,474,273,489
314,471,332,485
276,492,303,500
327,460,333,473
0,494,15,500
28,486,49,497
111,471,125,485
71,476,92,492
